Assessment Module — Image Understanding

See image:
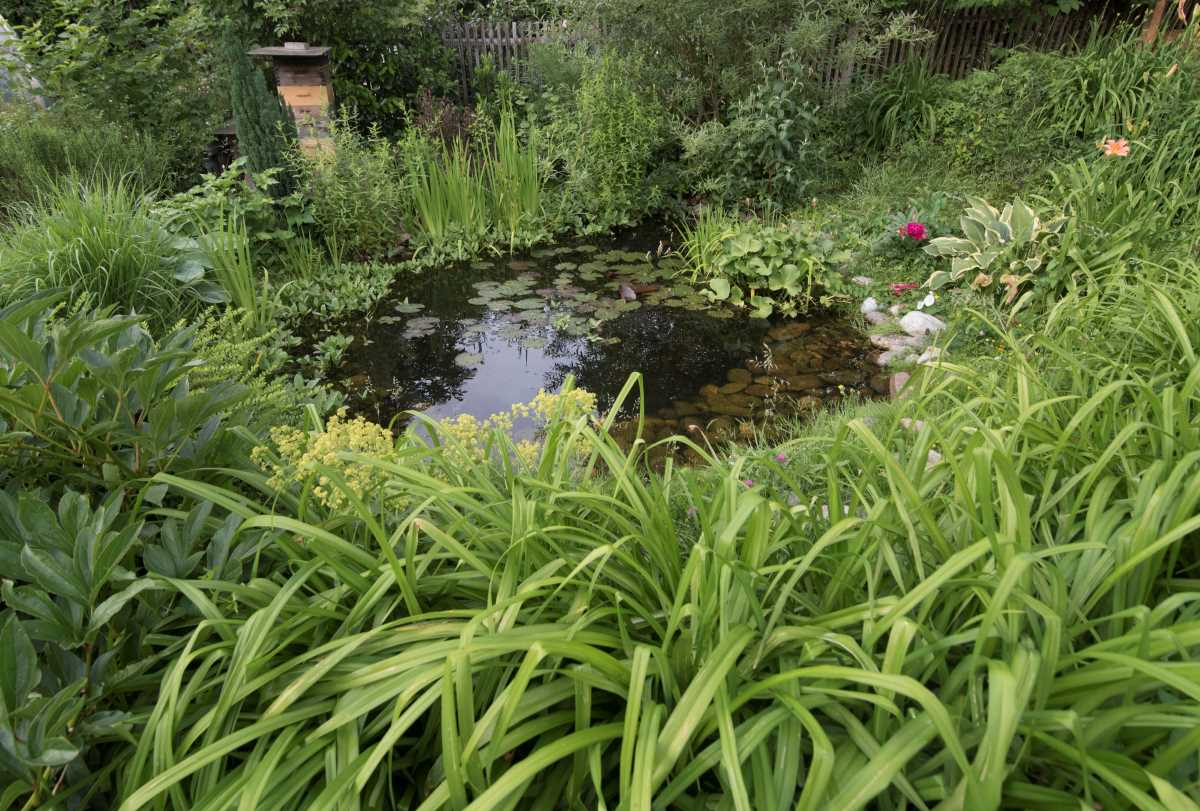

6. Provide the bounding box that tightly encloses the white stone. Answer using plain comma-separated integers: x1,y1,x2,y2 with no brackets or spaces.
865,310,890,325
860,297,880,314
852,275,874,286
899,417,926,432
917,346,942,365
889,304,904,317
900,311,947,337
926,449,943,470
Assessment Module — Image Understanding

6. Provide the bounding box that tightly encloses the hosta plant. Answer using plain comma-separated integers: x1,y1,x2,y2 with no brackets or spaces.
923,197,1067,304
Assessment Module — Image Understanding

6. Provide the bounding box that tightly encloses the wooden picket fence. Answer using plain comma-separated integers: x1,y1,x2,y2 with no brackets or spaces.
443,5,1127,99
442,20,559,99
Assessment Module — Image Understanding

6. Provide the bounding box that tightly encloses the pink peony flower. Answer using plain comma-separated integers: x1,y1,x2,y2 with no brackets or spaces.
905,222,927,240
890,282,919,296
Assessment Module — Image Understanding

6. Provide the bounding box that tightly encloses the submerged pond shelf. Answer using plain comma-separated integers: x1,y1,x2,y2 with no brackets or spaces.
316,230,880,443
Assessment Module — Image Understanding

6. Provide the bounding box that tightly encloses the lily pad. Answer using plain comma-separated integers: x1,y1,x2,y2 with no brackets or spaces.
554,261,578,271
467,296,493,306
663,297,685,307
393,301,425,314
486,299,515,310
454,352,484,367
509,260,535,271
514,298,545,310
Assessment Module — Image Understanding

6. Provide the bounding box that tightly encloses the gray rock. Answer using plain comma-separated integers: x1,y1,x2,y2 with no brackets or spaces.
865,310,891,326
876,347,917,366
900,311,947,337
917,346,943,365
888,372,911,397
870,333,924,351
852,275,874,286
860,297,880,314
889,304,904,317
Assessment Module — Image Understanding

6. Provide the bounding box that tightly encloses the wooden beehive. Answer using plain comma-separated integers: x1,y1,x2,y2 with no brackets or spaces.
248,42,335,154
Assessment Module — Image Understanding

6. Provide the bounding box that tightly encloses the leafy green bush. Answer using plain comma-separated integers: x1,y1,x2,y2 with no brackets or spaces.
552,51,666,227
689,216,852,316
0,102,170,215
682,59,820,208
286,113,410,260
11,0,224,182
0,293,249,493
0,178,226,327
222,23,296,188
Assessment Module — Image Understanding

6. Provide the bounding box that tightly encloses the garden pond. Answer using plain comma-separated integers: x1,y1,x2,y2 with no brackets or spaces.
311,228,885,447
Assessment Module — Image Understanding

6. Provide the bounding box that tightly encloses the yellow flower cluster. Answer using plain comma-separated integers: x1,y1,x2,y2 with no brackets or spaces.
251,408,398,509
433,388,598,468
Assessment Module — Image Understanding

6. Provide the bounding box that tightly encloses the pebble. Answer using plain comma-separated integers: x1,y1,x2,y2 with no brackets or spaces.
899,311,947,337
917,346,942,365
888,372,911,398
865,311,890,326
860,297,880,314
852,276,874,286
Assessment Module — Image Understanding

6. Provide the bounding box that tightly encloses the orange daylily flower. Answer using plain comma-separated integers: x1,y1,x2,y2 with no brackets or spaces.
1100,138,1130,157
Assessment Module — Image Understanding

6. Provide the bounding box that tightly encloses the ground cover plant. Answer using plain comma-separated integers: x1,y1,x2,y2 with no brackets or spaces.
2,7,1200,810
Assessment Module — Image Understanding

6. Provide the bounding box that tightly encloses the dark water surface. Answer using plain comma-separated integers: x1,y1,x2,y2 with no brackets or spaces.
317,228,881,442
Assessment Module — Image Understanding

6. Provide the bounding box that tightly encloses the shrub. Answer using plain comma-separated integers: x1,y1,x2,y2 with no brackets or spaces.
690,216,853,316
12,0,224,181
0,293,249,493
555,51,665,227
0,178,226,327
682,58,820,208
0,102,170,215
223,24,296,188
286,113,409,260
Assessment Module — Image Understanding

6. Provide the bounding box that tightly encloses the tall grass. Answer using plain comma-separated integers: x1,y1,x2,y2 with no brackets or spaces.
676,205,738,280
0,177,197,327
200,213,269,329
1037,22,1200,139
408,138,490,248
486,109,544,240
111,258,1200,809
0,102,171,217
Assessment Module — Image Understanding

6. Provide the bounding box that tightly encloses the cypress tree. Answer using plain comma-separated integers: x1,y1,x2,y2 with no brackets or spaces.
224,24,296,194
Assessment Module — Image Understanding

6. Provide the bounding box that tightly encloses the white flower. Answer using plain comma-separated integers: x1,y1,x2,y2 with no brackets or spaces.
916,292,935,310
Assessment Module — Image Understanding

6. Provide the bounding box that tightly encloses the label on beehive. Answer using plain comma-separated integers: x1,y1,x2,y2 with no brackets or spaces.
279,84,331,108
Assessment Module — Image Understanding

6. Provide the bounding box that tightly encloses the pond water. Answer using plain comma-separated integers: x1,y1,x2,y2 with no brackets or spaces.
316,227,882,445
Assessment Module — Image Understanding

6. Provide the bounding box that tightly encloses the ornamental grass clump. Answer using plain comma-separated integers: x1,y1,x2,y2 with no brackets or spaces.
107,260,1200,809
